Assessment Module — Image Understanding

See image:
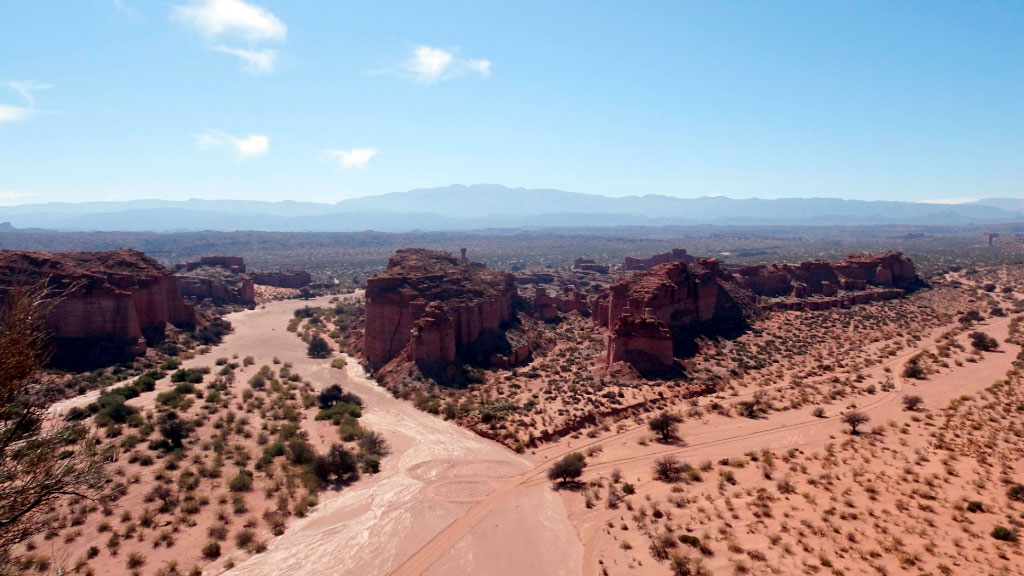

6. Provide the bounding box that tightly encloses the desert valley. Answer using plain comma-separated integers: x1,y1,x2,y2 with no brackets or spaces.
5,2,1024,575
4,223,1024,576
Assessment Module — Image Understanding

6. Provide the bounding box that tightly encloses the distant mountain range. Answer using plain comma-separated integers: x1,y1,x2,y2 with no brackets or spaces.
0,184,1021,232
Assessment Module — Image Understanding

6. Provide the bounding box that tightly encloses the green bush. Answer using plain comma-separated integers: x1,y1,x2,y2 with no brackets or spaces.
992,525,1017,541
229,470,253,492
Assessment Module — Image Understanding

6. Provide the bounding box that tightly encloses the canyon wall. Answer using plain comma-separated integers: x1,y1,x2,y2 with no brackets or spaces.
733,252,919,297
596,259,753,369
0,249,197,368
364,249,517,368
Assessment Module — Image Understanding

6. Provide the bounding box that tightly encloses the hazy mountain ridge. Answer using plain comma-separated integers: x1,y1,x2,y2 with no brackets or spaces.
0,185,1020,232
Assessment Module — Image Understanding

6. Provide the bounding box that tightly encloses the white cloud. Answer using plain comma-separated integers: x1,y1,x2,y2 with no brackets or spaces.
465,58,492,77
919,197,980,205
172,0,286,41
322,148,377,170
197,131,269,159
215,46,277,75
409,46,453,84
0,104,33,123
403,45,492,84
5,81,52,106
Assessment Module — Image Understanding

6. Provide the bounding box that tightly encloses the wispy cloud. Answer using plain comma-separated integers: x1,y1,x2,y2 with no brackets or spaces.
215,46,277,75
0,104,33,123
387,45,492,84
321,148,377,170
5,81,52,106
197,131,269,159
171,0,285,41
172,0,285,74
1,81,52,124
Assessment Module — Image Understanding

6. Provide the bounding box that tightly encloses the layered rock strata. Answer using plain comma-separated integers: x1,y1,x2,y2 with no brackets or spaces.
0,249,197,367
364,249,517,368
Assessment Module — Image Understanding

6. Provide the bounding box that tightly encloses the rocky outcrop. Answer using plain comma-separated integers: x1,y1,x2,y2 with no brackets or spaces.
250,270,311,288
409,301,457,364
597,259,753,369
834,252,919,289
608,313,674,366
177,274,255,307
364,249,518,368
534,286,589,320
176,255,256,307
622,248,694,272
0,249,197,368
199,255,245,273
573,258,609,274
733,252,919,297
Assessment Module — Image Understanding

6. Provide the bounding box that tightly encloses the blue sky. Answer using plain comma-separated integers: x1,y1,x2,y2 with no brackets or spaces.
1,1,1022,204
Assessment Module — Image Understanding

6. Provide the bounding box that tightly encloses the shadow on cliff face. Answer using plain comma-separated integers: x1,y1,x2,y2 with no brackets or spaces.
622,349,687,380
49,336,142,370
669,283,754,359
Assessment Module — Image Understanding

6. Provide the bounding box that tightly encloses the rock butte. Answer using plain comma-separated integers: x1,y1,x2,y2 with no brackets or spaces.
0,249,196,368
622,247,694,271
363,249,519,373
176,255,256,308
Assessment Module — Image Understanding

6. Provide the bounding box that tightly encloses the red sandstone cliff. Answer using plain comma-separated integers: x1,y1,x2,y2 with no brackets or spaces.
364,249,517,368
733,252,919,297
596,259,752,369
0,249,197,367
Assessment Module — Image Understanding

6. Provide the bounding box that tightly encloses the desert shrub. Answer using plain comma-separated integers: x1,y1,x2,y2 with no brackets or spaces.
1007,483,1024,502
312,444,360,484
841,411,870,434
361,456,381,474
970,331,999,352
902,395,924,412
358,431,390,458
198,318,231,345
307,336,331,359
338,416,363,441
966,500,984,513
202,540,221,559
649,411,683,442
287,440,316,466
811,406,826,418
902,355,926,379
654,456,688,483
234,528,256,548
678,534,702,549
548,452,587,484
316,402,362,424
157,413,191,450
992,526,1017,541
171,368,205,384
229,470,254,492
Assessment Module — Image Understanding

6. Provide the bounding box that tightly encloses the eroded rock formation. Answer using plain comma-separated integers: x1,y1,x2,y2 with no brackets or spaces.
534,286,589,320
622,248,694,272
0,249,197,368
733,252,919,297
596,259,753,370
176,255,256,307
364,249,518,369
